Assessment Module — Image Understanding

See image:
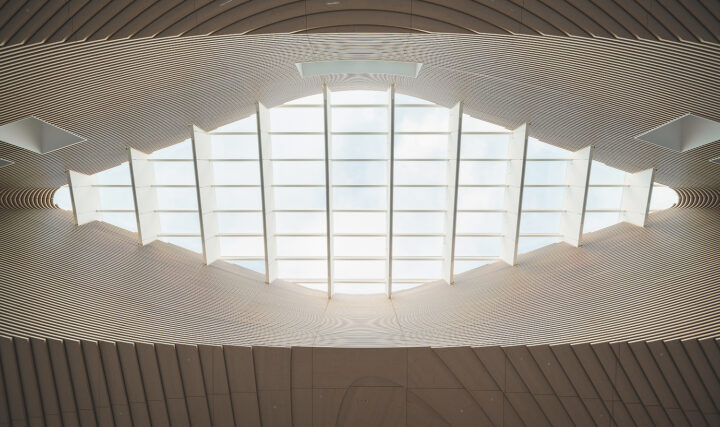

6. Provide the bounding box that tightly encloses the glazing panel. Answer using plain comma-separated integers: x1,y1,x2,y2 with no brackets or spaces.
583,212,621,233
98,187,135,210
455,212,503,234
392,260,442,280
523,161,567,185
101,212,137,232
454,260,494,275
215,187,262,210
331,90,387,105
393,212,445,234
334,236,386,257
393,236,444,257
219,236,265,257
462,115,508,132
274,187,326,210
334,283,385,295
95,163,130,185
521,187,564,210
213,115,257,132
332,161,387,185
213,161,261,185
334,260,385,280
520,212,562,234
526,138,570,159
156,187,198,210
272,161,325,185
270,107,324,132
333,187,386,210
216,212,263,234
332,134,387,159
226,260,265,274
517,236,561,254
394,187,445,210
271,134,325,159
211,134,259,159
460,134,509,158
394,134,448,159
586,187,623,210
151,139,192,159
159,236,202,253
158,212,201,234
395,107,449,132
454,236,502,257
275,212,327,233
395,161,447,185
334,212,386,233
276,236,327,257
332,107,388,132
457,187,505,210
458,161,507,185
589,161,626,185
277,260,327,280
153,161,196,185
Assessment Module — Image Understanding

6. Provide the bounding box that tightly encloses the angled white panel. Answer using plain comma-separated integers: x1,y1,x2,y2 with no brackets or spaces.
66,170,100,226
620,168,655,227
561,145,593,247
442,102,462,285
190,125,220,265
500,123,529,266
257,103,277,284
323,85,335,299
386,86,396,298
127,148,159,245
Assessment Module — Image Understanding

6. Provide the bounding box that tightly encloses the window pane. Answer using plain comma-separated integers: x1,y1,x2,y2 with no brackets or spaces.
286,94,323,105
393,212,445,234
159,212,201,234
455,212,503,233
226,260,265,274
332,107,388,132
216,212,263,234
334,212,386,233
219,236,265,257
156,187,197,210
521,212,562,234
394,187,445,210
213,161,260,185
335,260,385,280
95,163,130,185
101,212,136,232
151,139,192,159
272,134,325,159
277,260,327,279
395,161,447,185
160,236,202,253
393,260,442,280
526,138,570,159
650,185,678,211
272,161,325,185
590,161,626,185
211,135,258,159
518,236,561,254
270,107,324,132
153,161,196,185
454,260,494,274
395,93,434,105
455,237,502,257
395,134,448,159
334,283,385,295
274,187,325,210
460,134,509,158
213,115,257,132
333,161,386,185
331,90,387,105
215,187,262,210
586,187,623,210
275,212,327,233
462,115,508,132
333,187,386,210
276,236,326,257
457,187,505,210
395,107,449,132
458,161,507,185
332,135,387,159
583,212,621,232
98,187,134,210
521,187,564,210
523,161,567,185
334,236,385,257
393,236,443,257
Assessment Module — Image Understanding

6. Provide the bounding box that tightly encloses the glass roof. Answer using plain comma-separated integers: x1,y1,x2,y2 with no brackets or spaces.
57,89,675,295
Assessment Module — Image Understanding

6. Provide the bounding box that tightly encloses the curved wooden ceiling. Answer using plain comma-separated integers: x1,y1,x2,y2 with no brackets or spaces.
0,0,718,47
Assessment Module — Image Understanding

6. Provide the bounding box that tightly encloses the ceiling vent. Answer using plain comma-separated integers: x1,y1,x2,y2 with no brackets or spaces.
0,116,85,155
0,158,13,168
635,114,720,152
296,60,422,78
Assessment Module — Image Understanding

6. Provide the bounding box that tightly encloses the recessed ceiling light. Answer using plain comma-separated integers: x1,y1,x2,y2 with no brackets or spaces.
0,158,13,168
296,60,422,78
635,113,720,152
0,116,85,155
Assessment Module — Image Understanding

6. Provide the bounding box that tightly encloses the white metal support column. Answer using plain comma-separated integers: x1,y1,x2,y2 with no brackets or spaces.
127,147,159,245
257,102,277,284
66,170,100,226
386,85,396,298
323,85,335,298
190,124,220,265
561,145,593,247
500,123,529,266
621,168,655,227
442,103,463,285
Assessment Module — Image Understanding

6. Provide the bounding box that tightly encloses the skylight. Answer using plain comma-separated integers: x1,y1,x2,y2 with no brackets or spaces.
64,88,666,296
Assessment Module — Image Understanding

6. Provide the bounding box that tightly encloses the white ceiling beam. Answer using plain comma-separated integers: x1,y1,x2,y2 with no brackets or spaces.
500,123,530,266
442,102,463,285
323,84,335,299
386,85,396,298
127,147,159,246
257,102,277,285
190,124,220,265
561,145,593,247
621,168,656,227
66,170,100,226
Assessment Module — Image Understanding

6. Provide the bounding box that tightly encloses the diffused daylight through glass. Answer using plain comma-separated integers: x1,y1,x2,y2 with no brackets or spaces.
61,89,676,294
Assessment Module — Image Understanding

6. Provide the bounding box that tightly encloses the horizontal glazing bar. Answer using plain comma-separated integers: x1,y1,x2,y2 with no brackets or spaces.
394,209,447,213
269,132,324,135
331,132,388,135
147,159,192,162
585,209,625,213
208,132,257,135
394,104,440,108
457,209,506,213
588,184,629,187
333,233,386,237
333,209,386,213
154,209,198,213
151,185,195,188
461,131,510,135
270,158,325,161
97,209,135,213
392,233,445,237
454,256,499,261
518,233,563,237
458,184,506,188
334,256,386,261
392,257,444,261
331,158,389,162
332,185,388,188
524,184,568,188
331,104,387,108
210,159,259,162
521,209,565,213
214,209,263,213
392,158,449,161
394,132,450,135
276,104,323,108
455,233,503,237
92,185,131,188
275,256,328,261
217,233,264,237
220,256,265,261
274,233,328,237
272,185,325,188
212,185,261,188
394,185,447,188
158,233,200,237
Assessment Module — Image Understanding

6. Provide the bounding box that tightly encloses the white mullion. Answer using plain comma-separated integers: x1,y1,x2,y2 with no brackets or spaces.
620,168,656,227
386,85,395,298
190,124,220,265
500,123,530,266
257,102,277,284
323,85,335,298
128,147,159,245
66,170,100,226
442,102,462,285
561,145,593,247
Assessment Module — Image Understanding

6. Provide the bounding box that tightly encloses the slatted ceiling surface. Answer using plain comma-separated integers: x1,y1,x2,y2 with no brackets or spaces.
0,0,719,45
1,35,720,190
